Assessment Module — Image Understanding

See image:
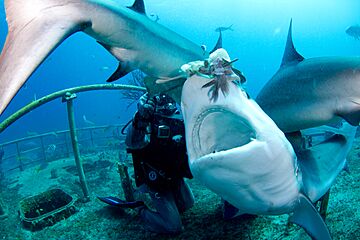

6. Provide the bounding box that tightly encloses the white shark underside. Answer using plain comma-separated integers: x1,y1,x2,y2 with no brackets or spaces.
180,58,331,239
0,0,206,115
256,20,360,133
182,74,299,214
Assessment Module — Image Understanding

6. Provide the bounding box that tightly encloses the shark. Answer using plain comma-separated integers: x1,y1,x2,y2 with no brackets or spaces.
256,20,360,134
255,21,359,235
215,24,234,33
346,25,360,40
181,49,332,239
0,0,352,237
0,0,207,116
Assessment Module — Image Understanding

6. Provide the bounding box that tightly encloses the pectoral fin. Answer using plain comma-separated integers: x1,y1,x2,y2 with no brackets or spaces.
97,41,136,82
144,76,186,103
106,62,134,82
289,194,331,240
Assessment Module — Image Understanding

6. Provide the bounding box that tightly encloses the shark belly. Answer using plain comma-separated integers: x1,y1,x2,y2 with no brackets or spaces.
181,74,300,215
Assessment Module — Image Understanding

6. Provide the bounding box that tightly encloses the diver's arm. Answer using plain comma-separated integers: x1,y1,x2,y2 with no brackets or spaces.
125,112,151,149
125,93,155,149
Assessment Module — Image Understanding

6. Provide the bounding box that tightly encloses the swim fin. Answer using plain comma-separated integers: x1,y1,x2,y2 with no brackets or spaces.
97,196,145,209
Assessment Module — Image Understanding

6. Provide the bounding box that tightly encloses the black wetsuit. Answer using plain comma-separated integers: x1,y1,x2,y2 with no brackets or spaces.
126,111,194,234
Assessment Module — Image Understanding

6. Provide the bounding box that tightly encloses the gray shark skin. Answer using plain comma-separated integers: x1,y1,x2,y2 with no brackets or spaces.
256,21,359,239
256,20,360,133
0,0,206,115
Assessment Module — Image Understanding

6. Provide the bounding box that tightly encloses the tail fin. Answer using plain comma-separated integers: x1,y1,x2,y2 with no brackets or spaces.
0,0,87,115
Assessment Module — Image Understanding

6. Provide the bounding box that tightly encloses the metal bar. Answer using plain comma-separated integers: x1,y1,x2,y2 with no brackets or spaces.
39,136,47,163
0,124,125,147
89,129,94,149
63,92,90,202
0,125,125,166
15,142,24,171
63,132,70,158
319,190,331,220
117,162,134,202
0,84,145,133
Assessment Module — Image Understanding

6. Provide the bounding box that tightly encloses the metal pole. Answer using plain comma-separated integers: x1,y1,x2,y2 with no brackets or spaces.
89,129,95,149
64,132,70,158
15,142,24,171
39,136,47,165
0,84,146,133
319,190,330,220
62,92,90,202
117,162,134,202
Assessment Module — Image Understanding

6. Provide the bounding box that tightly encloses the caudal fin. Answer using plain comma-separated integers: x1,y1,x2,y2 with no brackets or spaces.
0,0,87,115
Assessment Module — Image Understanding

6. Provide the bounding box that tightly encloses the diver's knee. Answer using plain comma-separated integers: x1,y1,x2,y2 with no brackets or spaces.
161,202,184,233
164,216,183,233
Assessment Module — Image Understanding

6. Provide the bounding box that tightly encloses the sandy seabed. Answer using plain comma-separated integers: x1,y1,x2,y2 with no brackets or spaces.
0,139,359,240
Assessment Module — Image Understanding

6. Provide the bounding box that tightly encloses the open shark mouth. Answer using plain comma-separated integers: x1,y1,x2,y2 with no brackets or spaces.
190,107,254,159
180,50,332,238
186,105,300,214
180,50,300,215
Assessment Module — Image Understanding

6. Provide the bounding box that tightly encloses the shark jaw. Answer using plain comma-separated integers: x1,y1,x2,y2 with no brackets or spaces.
181,73,300,215
0,0,205,115
180,49,331,239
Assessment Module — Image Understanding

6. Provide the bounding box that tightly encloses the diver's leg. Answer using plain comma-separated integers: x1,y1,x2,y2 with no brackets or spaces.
173,179,195,213
138,190,182,234
222,200,240,220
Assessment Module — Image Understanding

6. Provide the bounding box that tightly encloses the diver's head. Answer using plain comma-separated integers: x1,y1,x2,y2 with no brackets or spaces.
154,93,177,116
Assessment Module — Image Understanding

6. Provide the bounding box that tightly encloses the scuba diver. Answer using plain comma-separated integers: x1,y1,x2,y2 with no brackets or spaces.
99,93,194,234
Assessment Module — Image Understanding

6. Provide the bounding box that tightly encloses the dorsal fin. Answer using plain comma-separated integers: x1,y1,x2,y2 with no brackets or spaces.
210,30,223,54
127,0,146,15
280,19,304,67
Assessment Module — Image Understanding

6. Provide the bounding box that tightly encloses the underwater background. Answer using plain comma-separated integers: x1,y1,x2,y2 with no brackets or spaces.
0,0,360,142
0,0,360,239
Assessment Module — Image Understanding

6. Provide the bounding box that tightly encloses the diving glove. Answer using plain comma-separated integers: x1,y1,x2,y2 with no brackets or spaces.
137,93,156,119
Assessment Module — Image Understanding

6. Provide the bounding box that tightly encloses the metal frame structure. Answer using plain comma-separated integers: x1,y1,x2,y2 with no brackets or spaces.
0,84,145,202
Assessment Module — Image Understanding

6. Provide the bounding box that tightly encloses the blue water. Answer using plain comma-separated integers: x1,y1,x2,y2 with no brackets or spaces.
0,0,359,142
